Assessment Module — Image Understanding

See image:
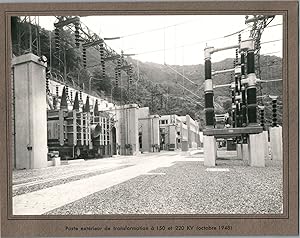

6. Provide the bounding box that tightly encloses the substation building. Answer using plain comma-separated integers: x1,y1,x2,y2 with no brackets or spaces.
159,114,201,151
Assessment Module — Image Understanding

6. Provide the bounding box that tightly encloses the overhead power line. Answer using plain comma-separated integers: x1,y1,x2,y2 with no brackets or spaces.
127,24,282,57
164,63,198,86
107,17,204,39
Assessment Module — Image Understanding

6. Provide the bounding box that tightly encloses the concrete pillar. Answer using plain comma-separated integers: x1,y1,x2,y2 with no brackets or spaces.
199,131,204,147
181,141,189,151
140,120,150,152
151,115,160,151
12,53,48,169
203,135,217,166
262,130,269,159
115,104,139,155
125,104,140,155
248,133,265,167
236,144,242,159
269,126,282,160
168,124,176,150
241,143,249,163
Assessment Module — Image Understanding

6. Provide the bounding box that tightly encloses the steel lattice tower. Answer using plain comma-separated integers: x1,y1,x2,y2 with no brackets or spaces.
14,16,41,56
245,15,275,105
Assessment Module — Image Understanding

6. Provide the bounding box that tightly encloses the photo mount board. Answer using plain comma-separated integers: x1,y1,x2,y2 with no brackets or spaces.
0,1,298,236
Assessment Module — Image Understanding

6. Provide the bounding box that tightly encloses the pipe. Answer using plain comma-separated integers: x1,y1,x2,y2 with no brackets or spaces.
213,83,231,89
258,78,283,83
212,44,239,54
212,68,235,76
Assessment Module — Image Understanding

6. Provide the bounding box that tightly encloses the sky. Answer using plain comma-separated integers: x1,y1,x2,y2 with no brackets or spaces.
37,15,283,65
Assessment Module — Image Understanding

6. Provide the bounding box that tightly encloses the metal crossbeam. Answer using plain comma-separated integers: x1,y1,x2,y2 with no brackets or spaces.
54,17,80,28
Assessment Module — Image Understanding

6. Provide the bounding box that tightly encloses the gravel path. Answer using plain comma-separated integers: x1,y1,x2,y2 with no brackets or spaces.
13,165,132,196
45,159,282,215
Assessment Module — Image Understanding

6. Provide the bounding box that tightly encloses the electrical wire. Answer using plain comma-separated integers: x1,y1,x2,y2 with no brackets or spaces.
129,25,282,57
113,17,204,39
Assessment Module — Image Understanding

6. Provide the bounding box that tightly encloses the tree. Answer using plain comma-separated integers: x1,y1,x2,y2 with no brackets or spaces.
92,68,112,94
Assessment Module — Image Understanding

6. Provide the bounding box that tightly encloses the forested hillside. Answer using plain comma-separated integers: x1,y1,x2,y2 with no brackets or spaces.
11,17,283,128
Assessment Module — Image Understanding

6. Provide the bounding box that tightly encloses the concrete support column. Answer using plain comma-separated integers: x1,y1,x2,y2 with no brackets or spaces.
12,53,48,169
203,135,217,166
248,133,265,167
269,126,282,160
241,143,249,163
236,143,242,159
126,104,140,155
151,115,160,150
262,130,269,159
168,124,176,150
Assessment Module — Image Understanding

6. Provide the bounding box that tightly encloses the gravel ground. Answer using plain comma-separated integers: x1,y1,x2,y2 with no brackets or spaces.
13,165,132,196
45,158,283,215
13,163,96,185
13,157,134,185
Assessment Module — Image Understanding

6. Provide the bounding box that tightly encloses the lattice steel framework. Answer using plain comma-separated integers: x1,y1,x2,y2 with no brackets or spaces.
14,16,41,56
245,15,275,104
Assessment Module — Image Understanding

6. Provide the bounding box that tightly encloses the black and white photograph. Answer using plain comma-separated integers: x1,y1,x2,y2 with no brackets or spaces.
10,14,284,217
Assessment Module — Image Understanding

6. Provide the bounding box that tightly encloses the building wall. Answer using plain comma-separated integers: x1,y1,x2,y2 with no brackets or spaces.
160,114,201,151
159,114,180,150
138,108,150,153
138,107,160,153
114,104,139,155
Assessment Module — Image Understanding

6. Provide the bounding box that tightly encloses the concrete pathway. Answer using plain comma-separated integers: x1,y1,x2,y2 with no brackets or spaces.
13,151,203,215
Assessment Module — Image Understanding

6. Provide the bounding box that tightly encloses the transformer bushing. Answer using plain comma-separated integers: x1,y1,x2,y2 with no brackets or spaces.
240,51,247,127
204,47,215,127
231,85,236,128
241,85,247,126
234,73,241,127
73,91,80,110
243,39,257,125
60,86,68,110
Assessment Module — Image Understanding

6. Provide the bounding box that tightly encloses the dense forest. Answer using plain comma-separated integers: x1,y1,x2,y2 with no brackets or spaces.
11,17,283,128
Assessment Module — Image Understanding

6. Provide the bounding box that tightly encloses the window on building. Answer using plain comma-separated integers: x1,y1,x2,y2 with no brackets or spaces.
161,120,168,125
